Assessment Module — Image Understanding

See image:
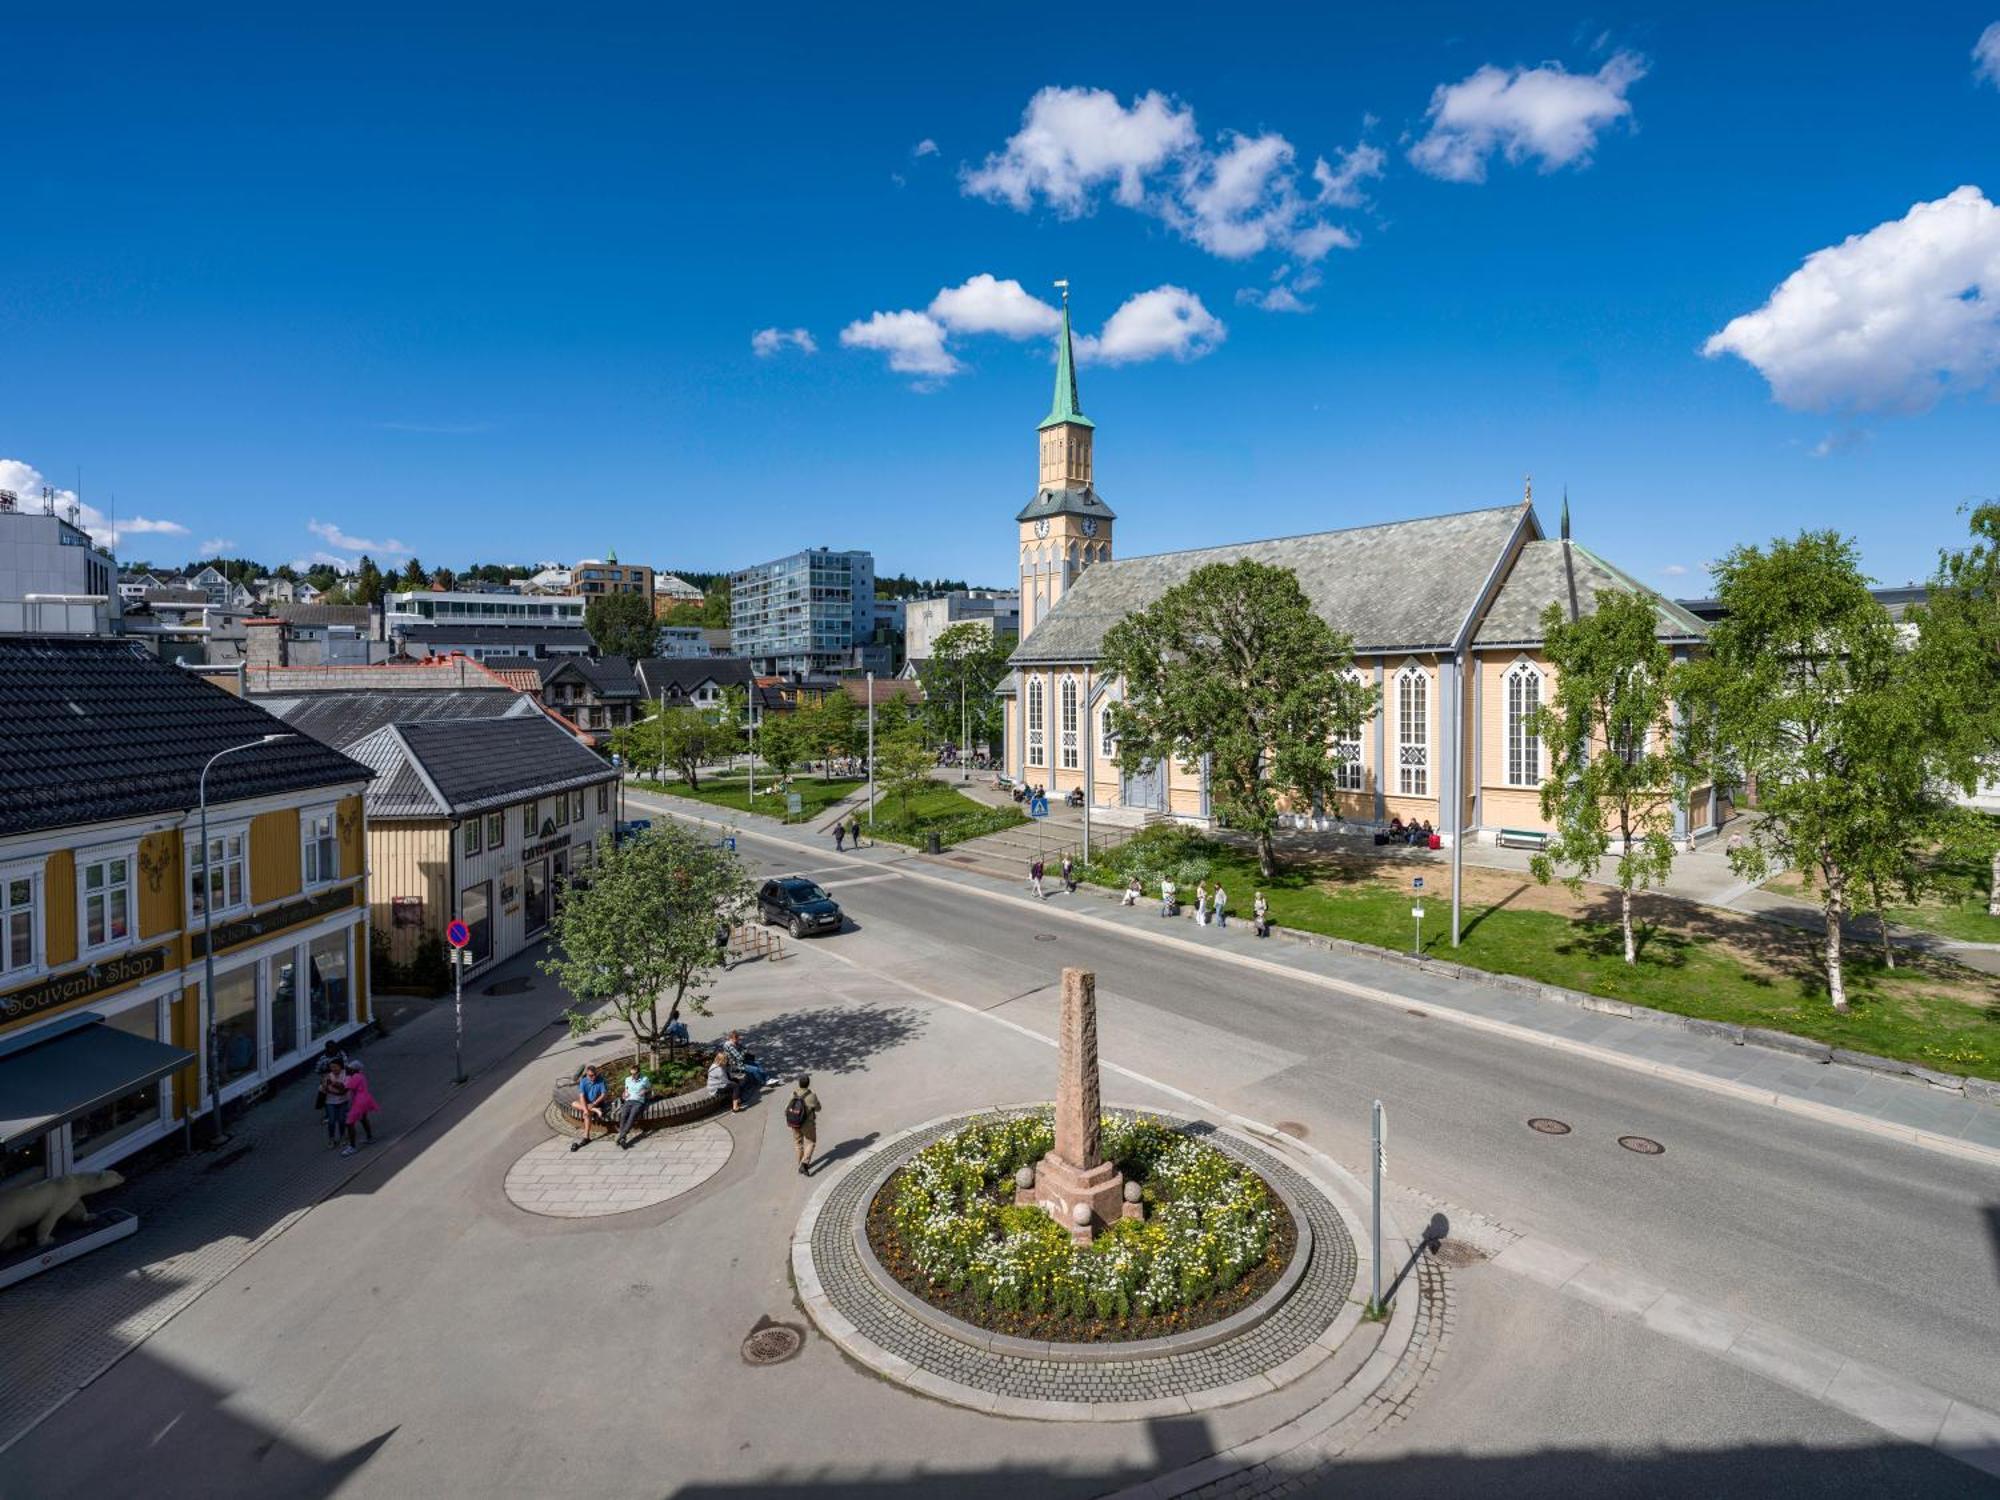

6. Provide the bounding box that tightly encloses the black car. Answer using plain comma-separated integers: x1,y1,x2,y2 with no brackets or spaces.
757,877,842,938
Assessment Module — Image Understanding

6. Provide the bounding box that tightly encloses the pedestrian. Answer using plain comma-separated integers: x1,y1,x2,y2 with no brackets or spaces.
724,1029,768,1089
341,1062,379,1156
708,1050,744,1112
785,1074,822,1175
1029,856,1046,899
1253,890,1270,938
847,813,863,849
315,1044,351,1148
1061,854,1076,894
714,920,732,971
834,821,846,853
569,1063,610,1150
1213,885,1228,928
1195,881,1209,926
1121,875,1141,907
1160,875,1177,917
615,1066,651,1149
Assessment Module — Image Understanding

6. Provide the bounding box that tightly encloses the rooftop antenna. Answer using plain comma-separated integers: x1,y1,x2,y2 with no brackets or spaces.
1523,473,1532,504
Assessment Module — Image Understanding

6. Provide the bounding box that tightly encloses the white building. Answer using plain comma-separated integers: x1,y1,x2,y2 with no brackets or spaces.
903,590,1021,666
386,588,586,636
0,495,121,636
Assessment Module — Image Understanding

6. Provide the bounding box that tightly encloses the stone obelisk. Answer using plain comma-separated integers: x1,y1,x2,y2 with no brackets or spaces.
1019,968,1142,1242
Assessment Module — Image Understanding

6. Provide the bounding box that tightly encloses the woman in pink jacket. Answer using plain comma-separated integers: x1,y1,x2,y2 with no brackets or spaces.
340,1062,379,1157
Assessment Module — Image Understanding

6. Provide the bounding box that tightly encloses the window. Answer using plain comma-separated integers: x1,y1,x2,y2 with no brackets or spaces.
191,828,247,919
524,861,551,935
1100,705,1115,749
1396,668,1429,797
523,800,540,838
571,843,594,885
596,784,609,815
1331,670,1366,792
459,882,492,966
571,790,584,821
1059,677,1080,770
80,853,132,951
462,817,483,858
309,929,351,1040
212,963,260,1085
71,999,164,1161
1026,680,1045,767
554,794,570,828
1505,664,1542,788
486,811,505,849
2,871,38,975
269,948,300,1062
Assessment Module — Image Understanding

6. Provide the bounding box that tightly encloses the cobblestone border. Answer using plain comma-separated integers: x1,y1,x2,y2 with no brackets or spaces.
792,1103,1389,1422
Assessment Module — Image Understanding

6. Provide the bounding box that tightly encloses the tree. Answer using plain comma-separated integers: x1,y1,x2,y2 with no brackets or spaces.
874,725,934,820
1527,590,1688,965
430,565,456,591
542,823,753,1057
1684,532,1903,1012
585,590,659,664
757,712,803,782
402,557,426,587
1099,558,1374,878
800,691,863,777
614,704,732,789
918,622,1012,752
353,555,385,606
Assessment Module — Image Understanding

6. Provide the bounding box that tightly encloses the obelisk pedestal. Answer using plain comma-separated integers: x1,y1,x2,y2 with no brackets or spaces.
1016,967,1143,1243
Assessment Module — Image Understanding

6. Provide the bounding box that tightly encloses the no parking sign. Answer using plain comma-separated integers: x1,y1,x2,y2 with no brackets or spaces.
446,918,471,949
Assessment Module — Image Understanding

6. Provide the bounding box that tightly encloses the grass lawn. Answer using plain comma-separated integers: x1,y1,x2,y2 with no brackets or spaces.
635,774,862,825
1766,852,2000,947
869,783,1027,849
1084,829,2000,1081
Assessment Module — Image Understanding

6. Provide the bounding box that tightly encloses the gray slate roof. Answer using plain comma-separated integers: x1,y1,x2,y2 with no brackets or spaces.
1474,541,1708,647
540,656,640,697
1013,503,1529,664
257,688,543,749
397,624,593,651
345,714,616,819
634,657,755,699
1016,485,1117,525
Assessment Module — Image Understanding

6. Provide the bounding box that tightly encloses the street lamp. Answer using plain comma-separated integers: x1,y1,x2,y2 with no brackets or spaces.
960,674,968,783
866,671,875,829
197,732,295,1146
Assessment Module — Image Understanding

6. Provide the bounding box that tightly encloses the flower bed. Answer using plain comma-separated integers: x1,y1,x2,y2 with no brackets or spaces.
865,1111,1294,1343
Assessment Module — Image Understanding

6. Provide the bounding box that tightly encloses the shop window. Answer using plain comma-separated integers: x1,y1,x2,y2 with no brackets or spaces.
459,882,492,966
524,861,551,936
80,853,132,951
309,929,351,1040
571,843,594,886
485,810,505,849
213,964,260,1084
191,828,248,919
269,949,300,1062
3,871,39,975
70,1000,165,1162
302,808,338,886
463,818,483,858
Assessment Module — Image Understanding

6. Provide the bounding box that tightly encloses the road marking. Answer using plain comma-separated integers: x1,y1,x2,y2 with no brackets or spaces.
631,791,2000,1172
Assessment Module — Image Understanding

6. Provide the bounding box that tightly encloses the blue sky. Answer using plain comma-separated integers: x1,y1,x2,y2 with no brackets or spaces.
3,3,1997,593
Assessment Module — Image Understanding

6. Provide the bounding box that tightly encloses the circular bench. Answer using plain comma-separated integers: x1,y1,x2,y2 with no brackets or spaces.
546,1075,727,1139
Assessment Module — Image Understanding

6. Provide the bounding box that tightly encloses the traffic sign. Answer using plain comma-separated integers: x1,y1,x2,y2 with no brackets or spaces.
1410,905,1425,920
1028,796,1050,818
446,918,471,950
1411,876,1424,891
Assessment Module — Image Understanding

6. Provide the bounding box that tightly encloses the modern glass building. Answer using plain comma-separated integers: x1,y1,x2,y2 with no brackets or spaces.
730,547,875,676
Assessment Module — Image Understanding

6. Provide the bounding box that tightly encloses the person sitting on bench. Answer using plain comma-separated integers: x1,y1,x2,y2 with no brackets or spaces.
708,1051,744,1113
570,1065,611,1151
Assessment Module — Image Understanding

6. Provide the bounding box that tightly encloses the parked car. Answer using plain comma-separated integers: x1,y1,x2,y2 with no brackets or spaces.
756,877,842,938
615,818,653,845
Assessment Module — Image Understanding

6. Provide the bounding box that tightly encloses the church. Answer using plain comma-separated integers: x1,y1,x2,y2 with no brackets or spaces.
1002,292,1720,849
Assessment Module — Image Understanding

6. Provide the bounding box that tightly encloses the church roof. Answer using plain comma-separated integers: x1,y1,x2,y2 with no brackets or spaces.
1473,539,1708,647
1012,503,1531,664
1016,485,1117,525
1038,294,1094,432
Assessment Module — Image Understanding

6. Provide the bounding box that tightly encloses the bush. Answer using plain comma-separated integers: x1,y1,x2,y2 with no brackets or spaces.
887,1111,1276,1319
1081,823,1217,891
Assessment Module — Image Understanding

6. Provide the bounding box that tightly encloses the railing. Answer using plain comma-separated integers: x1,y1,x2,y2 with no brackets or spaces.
727,924,786,963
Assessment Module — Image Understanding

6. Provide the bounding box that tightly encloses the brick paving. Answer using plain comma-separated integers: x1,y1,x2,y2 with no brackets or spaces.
805,1109,1357,1408
503,1122,731,1218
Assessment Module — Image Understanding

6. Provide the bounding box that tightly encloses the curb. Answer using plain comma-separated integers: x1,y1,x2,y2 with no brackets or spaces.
631,793,2000,1172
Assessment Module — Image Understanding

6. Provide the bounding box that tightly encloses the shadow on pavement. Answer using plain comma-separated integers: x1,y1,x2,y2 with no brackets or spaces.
806,1132,880,1176
731,1005,926,1080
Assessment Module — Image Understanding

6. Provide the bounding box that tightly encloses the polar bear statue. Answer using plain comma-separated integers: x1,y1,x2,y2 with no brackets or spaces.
0,1169,124,1252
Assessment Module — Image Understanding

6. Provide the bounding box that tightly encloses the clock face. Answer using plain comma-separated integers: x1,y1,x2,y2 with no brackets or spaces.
1081,517,1098,537
1034,518,1050,538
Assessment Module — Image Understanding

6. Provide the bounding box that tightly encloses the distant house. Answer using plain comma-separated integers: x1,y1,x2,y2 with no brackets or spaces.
634,657,754,711
538,656,642,744
397,623,594,663
294,581,323,605
654,573,706,609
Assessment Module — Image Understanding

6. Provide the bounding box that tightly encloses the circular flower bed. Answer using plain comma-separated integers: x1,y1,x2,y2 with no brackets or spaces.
866,1111,1295,1342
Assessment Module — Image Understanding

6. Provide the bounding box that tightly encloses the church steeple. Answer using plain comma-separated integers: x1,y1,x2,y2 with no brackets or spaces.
1040,284,1093,434
1037,281,1094,489
1018,282,1114,640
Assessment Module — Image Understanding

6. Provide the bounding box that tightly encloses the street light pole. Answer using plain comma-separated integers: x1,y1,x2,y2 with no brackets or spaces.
197,733,294,1146
866,671,876,829
655,687,666,782
960,675,967,783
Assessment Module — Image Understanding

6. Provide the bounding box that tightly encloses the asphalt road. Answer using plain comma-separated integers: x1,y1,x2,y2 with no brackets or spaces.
722,819,2000,1420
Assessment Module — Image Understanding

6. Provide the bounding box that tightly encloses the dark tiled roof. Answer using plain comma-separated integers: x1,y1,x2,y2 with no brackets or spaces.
0,637,373,837
142,587,209,607
257,688,542,749
268,603,377,630
634,657,755,699
345,714,616,818
397,624,593,650
1474,541,1708,647
1013,503,1529,664
1016,485,1118,524
540,656,640,697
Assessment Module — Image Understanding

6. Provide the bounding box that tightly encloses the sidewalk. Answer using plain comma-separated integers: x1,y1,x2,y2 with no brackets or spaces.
627,785,2000,1166
0,946,576,1453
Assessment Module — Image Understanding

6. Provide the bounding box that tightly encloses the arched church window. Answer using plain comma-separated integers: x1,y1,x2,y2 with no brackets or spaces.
1026,679,1046,767
1396,667,1429,797
1506,663,1541,787
1059,677,1079,770
1333,669,1366,791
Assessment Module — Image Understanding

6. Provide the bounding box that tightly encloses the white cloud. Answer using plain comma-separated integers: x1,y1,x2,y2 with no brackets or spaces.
1409,52,1648,183
839,309,960,379
1976,23,2000,86
927,274,1060,337
296,551,355,573
1703,186,2000,414
751,326,817,358
307,518,412,555
1658,563,1688,577
198,537,237,555
0,458,189,550
965,86,1363,265
1075,286,1226,366
1312,142,1386,208
913,138,939,158
1238,284,1313,314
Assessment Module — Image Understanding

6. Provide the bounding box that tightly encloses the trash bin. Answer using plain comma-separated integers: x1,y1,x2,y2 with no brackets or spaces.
925,831,942,855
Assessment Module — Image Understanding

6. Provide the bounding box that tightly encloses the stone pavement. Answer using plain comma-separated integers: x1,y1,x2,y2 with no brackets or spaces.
502,1119,732,1218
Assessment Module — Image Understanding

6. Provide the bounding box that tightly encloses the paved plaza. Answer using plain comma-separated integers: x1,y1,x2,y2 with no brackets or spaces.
503,1121,733,1218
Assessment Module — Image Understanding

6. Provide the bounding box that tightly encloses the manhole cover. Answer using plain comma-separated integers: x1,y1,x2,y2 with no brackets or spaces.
1274,1120,1309,1139
741,1322,804,1365
1527,1118,1572,1135
484,978,534,996
1430,1239,1489,1268
1034,933,1058,942
1618,1135,1666,1156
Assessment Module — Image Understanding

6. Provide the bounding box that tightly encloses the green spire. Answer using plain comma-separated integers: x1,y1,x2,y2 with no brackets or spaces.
1560,487,1570,541
1039,285,1094,431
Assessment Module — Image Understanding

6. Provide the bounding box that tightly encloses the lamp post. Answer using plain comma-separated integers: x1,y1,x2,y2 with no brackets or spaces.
655,687,666,782
197,733,295,1146
866,671,876,829
1082,665,1092,864
960,673,968,783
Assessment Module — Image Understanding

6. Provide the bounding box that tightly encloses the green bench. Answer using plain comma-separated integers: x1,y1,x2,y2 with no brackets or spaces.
1496,828,1549,850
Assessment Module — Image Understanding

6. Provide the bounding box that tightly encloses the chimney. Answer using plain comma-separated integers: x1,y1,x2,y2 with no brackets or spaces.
245,617,288,670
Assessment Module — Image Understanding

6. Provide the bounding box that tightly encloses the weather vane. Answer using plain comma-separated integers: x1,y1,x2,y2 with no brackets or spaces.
1054,278,1069,306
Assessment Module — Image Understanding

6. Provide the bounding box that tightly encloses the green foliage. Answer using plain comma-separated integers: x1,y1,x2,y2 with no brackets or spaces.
1527,589,1689,965
540,824,753,1052
1099,558,1374,879
888,1113,1276,1319
353,555,385,605
798,691,865,768
612,703,735,790
755,711,803,781
584,589,659,664
874,726,935,820
917,622,1012,750
1082,823,1215,891
866,782,1026,847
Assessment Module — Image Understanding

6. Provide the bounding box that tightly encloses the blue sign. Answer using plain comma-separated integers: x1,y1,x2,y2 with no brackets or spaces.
1411,876,1424,891
1028,796,1049,818
445,919,472,950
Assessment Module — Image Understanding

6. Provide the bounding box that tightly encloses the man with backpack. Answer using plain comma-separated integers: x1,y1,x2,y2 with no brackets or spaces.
785,1075,821,1175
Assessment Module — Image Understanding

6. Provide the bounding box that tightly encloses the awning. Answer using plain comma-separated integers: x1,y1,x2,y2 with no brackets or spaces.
0,1012,196,1149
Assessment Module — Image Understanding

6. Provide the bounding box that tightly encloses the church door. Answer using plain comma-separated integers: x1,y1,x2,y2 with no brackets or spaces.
1121,760,1165,812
